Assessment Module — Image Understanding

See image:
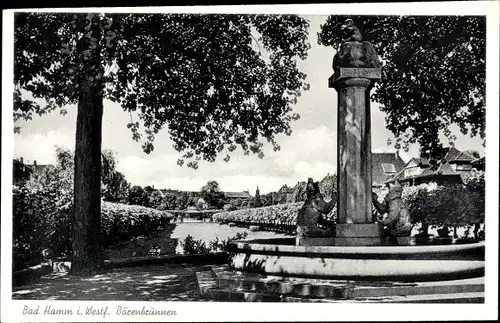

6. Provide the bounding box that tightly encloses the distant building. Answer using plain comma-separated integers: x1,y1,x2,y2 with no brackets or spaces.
471,156,485,171
13,158,30,184
13,157,52,184
224,191,252,200
386,147,479,187
371,151,406,188
286,181,307,203
144,185,156,194
157,187,251,205
272,185,294,204
158,189,179,197
26,159,52,173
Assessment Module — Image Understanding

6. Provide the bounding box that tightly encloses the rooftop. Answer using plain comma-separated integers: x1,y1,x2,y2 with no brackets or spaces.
386,147,478,184
372,152,406,186
224,191,252,199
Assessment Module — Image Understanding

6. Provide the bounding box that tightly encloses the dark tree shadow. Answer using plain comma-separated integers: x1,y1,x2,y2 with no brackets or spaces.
12,263,212,301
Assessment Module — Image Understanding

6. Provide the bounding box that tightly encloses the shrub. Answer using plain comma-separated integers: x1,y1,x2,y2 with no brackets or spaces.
12,186,173,270
463,171,485,223
432,184,482,228
401,185,436,227
399,179,485,237
180,235,210,254
12,185,72,270
208,232,248,252
180,232,248,255
149,190,167,210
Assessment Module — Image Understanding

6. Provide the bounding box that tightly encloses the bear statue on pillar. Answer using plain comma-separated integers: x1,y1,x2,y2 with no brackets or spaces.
332,19,381,69
330,19,384,246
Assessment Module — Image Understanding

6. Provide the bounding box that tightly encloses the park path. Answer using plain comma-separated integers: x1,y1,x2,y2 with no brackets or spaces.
13,223,290,301
12,264,210,301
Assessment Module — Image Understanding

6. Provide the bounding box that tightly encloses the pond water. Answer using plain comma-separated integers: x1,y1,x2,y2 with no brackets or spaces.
105,222,482,259
170,222,290,254
169,223,480,253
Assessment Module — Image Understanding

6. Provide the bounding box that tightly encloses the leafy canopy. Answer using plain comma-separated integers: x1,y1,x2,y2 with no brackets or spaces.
14,13,310,168
201,180,222,194
128,185,150,207
201,180,225,209
318,16,485,161
25,146,130,202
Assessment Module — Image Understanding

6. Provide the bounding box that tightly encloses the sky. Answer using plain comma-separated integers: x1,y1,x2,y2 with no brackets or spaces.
13,15,485,195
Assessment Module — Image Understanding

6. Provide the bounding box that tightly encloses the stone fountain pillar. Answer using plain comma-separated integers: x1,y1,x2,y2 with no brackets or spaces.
329,21,384,246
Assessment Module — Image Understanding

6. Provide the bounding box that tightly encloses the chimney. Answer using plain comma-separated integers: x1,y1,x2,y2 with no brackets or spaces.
20,157,24,164
395,150,400,160
34,160,37,167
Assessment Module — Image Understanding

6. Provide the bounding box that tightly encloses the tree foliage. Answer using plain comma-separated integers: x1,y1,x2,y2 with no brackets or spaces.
25,147,73,194
102,170,130,203
13,185,72,271
463,170,485,221
127,185,150,207
15,13,311,168
318,16,485,161
159,191,183,210
14,13,310,275
200,180,225,209
319,173,337,198
195,197,209,210
25,146,130,201
259,193,274,207
148,189,166,210
247,196,262,208
401,180,484,237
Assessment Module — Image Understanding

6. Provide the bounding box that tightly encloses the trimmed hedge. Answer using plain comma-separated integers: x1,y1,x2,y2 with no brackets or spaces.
13,186,173,270
213,203,303,233
101,201,174,246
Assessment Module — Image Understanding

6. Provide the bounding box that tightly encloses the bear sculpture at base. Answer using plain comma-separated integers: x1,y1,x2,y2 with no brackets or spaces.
372,180,413,240
296,178,336,239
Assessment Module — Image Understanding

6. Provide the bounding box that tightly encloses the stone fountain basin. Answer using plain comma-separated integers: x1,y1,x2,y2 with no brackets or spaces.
227,238,485,282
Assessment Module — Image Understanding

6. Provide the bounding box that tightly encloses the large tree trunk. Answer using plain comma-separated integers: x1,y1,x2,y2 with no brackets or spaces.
71,15,104,276
71,83,104,276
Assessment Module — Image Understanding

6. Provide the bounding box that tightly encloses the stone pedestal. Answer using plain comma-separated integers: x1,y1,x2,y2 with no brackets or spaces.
330,66,382,246
335,223,384,246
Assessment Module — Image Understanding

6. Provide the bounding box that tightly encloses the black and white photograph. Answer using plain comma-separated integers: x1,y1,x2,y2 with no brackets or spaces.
1,2,499,322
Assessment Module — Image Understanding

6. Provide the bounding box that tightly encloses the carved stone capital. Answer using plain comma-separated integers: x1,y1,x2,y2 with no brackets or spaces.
329,75,375,90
